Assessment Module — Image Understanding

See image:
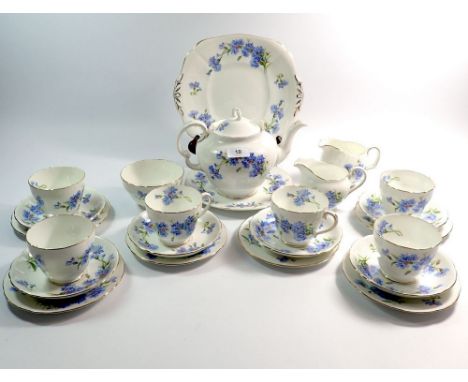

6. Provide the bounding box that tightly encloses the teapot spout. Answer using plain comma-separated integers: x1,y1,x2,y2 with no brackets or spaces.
276,120,307,164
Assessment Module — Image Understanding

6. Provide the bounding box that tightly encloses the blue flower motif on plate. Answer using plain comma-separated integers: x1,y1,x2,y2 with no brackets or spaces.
263,100,284,134
274,73,288,89
188,110,214,128
189,81,202,95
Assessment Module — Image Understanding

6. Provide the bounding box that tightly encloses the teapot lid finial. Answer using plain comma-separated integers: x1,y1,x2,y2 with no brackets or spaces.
232,107,242,121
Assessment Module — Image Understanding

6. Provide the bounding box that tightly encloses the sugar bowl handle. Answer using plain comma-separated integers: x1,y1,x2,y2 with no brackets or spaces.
177,121,208,171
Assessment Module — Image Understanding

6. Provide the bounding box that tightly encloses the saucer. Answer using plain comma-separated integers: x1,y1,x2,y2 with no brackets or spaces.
3,256,124,315
14,188,107,228
9,237,119,299
359,190,448,227
353,201,453,241
185,167,292,211
239,217,338,268
349,235,457,298
127,210,221,257
342,255,461,314
249,208,342,257
126,223,226,266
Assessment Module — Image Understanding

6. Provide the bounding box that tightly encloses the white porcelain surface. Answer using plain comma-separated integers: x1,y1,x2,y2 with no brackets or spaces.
238,217,338,268
249,208,342,257
177,108,304,199
185,166,292,211
121,159,184,207
342,255,461,314
9,237,119,299
128,210,221,257
295,158,367,208
271,186,338,247
15,188,107,228
349,235,457,298
126,223,226,266
145,185,212,247
319,138,380,172
174,34,303,140
4,256,124,315
374,214,443,283
28,166,86,215
26,215,96,284
380,169,435,215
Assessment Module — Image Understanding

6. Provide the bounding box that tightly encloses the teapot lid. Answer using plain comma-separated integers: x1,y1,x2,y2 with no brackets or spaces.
210,108,261,138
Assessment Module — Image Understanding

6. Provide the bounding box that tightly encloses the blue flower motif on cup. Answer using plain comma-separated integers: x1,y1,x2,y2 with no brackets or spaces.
136,190,147,200
54,190,83,211
263,100,284,134
207,151,268,181
277,216,314,242
154,186,192,206
382,251,432,274
206,39,271,75
22,196,45,225
386,196,428,214
188,110,214,128
325,190,343,209
344,162,365,181
264,173,286,194
155,215,197,242
376,220,402,237
189,81,202,95
30,181,48,189
82,193,92,204
274,73,288,89
65,245,92,269
286,188,319,207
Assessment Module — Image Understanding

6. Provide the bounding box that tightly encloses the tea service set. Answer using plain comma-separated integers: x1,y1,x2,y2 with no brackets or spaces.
4,33,459,316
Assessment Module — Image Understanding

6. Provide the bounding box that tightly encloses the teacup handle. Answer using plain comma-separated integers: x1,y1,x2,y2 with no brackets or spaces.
316,211,338,236
199,192,213,217
365,147,380,169
177,121,208,171
349,167,367,194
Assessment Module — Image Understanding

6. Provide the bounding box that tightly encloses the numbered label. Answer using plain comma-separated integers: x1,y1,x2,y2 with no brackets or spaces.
226,147,251,158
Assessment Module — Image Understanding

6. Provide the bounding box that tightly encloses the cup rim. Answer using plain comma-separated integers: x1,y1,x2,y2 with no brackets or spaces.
28,166,85,191
26,215,95,251
374,214,442,250
381,169,435,194
145,185,202,214
271,185,329,214
120,159,184,188
319,138,367,156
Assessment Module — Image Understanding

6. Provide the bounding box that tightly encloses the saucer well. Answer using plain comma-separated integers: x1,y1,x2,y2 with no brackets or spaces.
249,208,342,258
127,210,221,257
349,235,457,298
342,255,461,314
353,200,453,241
126,223,226,266
3,256,125,315
14,188,107,228
185,167,292,211
9,237,119,299
239,217,338,268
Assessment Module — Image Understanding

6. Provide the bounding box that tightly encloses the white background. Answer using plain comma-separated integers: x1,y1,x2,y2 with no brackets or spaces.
0,13,467,368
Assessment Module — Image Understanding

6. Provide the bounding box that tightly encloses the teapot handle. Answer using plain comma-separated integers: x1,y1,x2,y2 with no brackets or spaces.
177,121,208,171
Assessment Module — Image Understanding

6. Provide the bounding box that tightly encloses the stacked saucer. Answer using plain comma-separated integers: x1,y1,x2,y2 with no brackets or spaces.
238,186,342,269
126,185,227,266
4,216,124,314
343,215,460,313
11,166,112,238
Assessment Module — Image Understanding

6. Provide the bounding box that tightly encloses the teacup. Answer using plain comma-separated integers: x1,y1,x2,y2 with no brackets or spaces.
295,158,367,208
121,159,184,207
380,169,435,215
145,185,213,247
374,214,442,283
271,185,338,248
28,166,85,215
319,138,380,179
26,215,95,284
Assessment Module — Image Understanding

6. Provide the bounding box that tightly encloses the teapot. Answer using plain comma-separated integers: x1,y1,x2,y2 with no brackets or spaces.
177,108,305,199
294,158,367,208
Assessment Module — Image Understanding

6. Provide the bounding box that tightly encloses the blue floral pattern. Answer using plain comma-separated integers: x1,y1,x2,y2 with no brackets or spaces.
274,73,288,89
325,190,343,209
54,190,83,211
376,219,402,237
65,245,92,269
15,279,35,290
264,173,286,193
286,188,319,207
216,121,229,132
274,214,315,242
188,110,214,128
154,186,192,206
364,194,384,217
22,196,45,225
207,38,271,75
189,81,202,95
82,193,92,204
208,151,268,180
134,219,159,251
263,100,284,134
386,196,428,214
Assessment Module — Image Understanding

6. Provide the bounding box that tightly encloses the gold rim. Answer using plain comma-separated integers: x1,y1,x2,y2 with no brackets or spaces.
381,170,435,194
28,166,85,191
120,159,184,188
